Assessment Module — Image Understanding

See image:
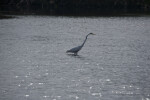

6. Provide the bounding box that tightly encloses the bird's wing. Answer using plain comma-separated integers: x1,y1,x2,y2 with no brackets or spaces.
67,46,82,53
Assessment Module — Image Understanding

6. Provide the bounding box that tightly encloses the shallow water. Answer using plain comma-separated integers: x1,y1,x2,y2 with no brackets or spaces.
0,16,150,100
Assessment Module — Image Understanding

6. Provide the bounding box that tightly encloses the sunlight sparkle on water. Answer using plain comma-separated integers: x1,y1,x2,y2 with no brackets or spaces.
43,95,50,98
38,83,44,85
28,83,33,86
25,95,29,97
91,93,102,97
69,95,79,100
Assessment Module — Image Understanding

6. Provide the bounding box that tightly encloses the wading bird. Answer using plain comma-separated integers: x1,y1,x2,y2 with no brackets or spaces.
66,33,95,55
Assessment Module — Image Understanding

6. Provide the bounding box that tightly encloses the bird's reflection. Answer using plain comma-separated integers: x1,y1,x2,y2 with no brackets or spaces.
67,53,85,60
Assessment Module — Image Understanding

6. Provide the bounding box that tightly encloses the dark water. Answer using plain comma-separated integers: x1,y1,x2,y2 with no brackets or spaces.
0,16,150,100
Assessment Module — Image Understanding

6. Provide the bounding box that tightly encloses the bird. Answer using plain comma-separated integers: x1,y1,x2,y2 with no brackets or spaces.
66,33,95,55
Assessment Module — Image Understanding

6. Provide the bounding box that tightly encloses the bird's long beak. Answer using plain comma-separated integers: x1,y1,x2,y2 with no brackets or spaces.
92,33,96,35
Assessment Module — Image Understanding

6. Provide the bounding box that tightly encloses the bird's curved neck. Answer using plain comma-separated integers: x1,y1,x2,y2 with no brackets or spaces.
81,34,90,47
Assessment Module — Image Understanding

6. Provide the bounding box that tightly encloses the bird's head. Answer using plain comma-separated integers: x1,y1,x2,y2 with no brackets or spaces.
89,33,95,35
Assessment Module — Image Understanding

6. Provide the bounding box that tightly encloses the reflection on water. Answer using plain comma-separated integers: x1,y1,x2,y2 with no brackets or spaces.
67,53,86,60
0,15,150,100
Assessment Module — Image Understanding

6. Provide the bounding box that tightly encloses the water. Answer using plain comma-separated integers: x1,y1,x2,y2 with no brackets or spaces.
0,15,150,100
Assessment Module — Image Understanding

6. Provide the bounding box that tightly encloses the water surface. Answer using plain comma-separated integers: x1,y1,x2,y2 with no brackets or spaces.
0,16,150,100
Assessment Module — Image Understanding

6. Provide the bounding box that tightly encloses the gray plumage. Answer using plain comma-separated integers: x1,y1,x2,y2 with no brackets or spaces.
66,33,95,55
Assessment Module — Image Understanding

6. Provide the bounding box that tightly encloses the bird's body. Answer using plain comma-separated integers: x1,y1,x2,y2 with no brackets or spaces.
66,33,95,55
66,45,82,55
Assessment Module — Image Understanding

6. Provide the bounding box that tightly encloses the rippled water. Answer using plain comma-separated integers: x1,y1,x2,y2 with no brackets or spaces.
0,16,150,100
